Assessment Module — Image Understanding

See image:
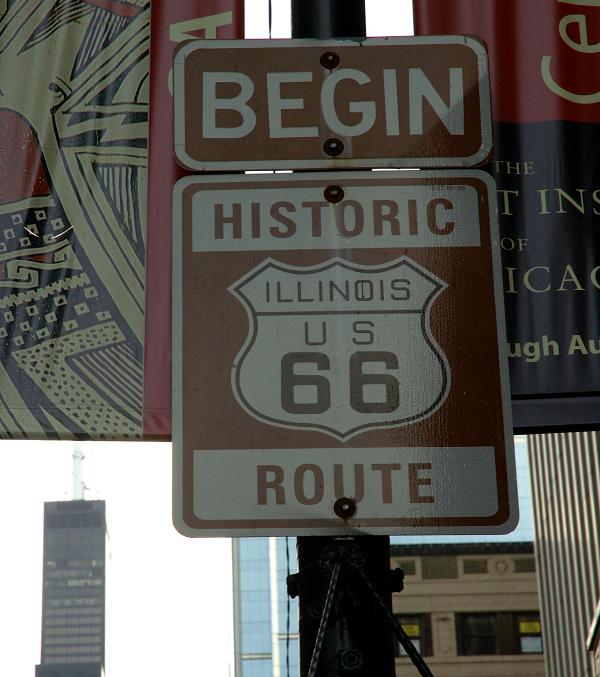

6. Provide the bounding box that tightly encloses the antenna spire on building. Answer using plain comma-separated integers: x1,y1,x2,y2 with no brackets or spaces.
72,442,87,500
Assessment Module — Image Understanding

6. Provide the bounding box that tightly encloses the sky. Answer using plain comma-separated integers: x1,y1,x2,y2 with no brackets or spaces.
0,3,536,677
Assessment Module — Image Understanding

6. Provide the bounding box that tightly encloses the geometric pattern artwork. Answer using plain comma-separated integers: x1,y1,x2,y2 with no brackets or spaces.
0,0,149,439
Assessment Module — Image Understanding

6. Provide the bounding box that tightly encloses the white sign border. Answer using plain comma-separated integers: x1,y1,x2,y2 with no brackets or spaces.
173,36,493,172
172,170,517,538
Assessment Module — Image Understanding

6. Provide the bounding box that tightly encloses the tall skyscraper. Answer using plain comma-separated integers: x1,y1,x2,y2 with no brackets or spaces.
36,500,107,677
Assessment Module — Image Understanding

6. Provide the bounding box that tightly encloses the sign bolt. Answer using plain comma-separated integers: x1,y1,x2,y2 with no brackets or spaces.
334,496,357,519
323,137,344,157
324,185,345,203
320,51,340,69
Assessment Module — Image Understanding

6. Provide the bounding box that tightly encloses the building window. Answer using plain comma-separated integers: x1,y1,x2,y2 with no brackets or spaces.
513,557,536,573
394,614,431,657
395,559,416,576
422,556,458,580
458,613,498,655
463,558,488,574
457,612,542,655
517,614,543,653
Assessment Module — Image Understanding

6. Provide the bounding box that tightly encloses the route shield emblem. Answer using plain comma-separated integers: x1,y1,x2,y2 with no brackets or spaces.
230,256,450,440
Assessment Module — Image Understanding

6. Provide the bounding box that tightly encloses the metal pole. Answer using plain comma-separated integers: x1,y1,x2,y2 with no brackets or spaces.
294,537,397,677
291,0,366,39
290,4,396,676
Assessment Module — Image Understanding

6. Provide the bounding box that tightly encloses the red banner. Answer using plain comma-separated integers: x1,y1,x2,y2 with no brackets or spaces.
415,1,600,124
144,1,244,437
414,0,600,430
0,1,150,440
0,1,242,440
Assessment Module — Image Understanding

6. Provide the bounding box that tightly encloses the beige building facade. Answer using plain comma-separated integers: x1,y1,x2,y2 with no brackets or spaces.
390,542,546,677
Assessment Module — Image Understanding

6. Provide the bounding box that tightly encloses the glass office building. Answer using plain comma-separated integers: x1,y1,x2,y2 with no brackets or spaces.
36,500,106,677
234,537,300,677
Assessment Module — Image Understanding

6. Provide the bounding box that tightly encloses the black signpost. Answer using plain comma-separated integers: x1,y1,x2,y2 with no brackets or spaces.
291,0,366,39
290,6,435,677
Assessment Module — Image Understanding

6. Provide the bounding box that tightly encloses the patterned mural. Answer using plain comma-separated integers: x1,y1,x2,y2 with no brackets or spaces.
0,0,149,439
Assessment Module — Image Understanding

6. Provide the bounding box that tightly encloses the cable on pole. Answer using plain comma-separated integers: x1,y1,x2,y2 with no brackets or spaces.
288,540,436,677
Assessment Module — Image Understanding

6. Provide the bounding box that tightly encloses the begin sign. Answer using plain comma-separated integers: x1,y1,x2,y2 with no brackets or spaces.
172,171,517,537
173,38,492,170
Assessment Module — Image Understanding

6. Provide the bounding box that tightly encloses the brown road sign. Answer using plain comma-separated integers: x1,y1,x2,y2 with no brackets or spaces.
173,37,492,171
172,170,517,537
